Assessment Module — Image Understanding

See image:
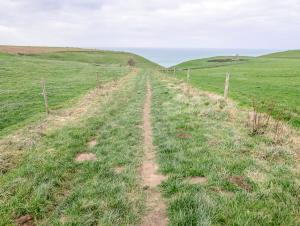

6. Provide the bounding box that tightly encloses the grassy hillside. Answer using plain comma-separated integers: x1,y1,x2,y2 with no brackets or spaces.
175,56,252,69
0,71,147,225
0,47,159,136
0,47,299,225
1,71,298,225
151,74,299,225
0,45,91,54
262,50,300,58
173,56,300,128
30,51,161,68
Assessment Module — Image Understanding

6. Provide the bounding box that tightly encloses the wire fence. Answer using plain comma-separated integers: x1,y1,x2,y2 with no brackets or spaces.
0,66,131,133
159,67,300,130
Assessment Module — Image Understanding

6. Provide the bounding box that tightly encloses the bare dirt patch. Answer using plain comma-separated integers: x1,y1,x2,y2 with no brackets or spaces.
176,133,192,139
15,215,34,226
141,161,166,188
141,190,169,226
228,175,252,192
140,80,168,226
188,176,208,185
75,153,97,162
88,139,97,148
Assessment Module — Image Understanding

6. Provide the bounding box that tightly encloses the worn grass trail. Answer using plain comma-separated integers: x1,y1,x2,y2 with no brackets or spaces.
1,66,299,225
0,52,130,137
140,79,168,226
174,57,300,128
0,48,160,137
0,70,137,175
0,70,148,225
150,72,300,225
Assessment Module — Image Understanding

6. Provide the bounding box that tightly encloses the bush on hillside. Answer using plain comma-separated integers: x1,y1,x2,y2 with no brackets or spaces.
127,58,136,67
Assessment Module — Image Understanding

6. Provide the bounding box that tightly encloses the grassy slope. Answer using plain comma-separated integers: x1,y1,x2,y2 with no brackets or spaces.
0,49,158,137
1,45,299,225
0,71,147,225
262,50,300,58
0,64,299,225
151,74,299,225
174,56,300,128
175,56,253,69
30,51,161,68
0,45,91,54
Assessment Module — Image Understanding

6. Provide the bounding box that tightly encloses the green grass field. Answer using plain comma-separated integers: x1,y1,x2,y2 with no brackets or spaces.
0,47,299,225
0,49,158,137
175,56,253,69
29,51,161,68
0,70,147,225
151,74,299,225
173,51,300,128
262,50,300,59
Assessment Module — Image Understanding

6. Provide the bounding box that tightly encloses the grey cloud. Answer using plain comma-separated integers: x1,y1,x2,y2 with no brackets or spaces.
14,0,109,11
0,0,299,49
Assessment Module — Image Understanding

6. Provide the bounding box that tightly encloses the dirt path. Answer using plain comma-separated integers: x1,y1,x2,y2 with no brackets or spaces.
140,79,168,226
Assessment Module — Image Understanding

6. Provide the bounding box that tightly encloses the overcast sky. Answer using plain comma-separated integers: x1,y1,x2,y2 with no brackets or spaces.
0,0,299,49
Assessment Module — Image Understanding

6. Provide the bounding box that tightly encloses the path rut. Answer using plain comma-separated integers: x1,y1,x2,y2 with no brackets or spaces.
140,79,168,226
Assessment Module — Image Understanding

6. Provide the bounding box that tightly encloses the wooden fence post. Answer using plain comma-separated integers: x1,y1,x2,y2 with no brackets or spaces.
41,79,49,115
224,72,230,101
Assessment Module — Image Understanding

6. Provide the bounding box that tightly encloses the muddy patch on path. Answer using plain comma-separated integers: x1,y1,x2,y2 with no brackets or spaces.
140,80,168,226
141,161,166,188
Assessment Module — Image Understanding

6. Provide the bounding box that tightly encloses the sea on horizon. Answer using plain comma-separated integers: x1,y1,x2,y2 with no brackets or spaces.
97,47,277,67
